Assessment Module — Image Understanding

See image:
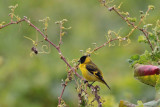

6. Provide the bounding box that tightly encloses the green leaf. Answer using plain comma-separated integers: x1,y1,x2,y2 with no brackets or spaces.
138,50,151,64
130,55,140,60
138,35,146,43
128,50,153,67
128,55,140,66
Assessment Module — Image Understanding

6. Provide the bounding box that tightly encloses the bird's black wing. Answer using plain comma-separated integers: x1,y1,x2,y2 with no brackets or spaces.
86,64,103,79
86,64,97,73
86,63,111,90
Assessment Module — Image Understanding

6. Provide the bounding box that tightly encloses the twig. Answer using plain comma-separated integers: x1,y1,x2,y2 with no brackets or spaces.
58,81,67,105
91,38,120,53
0,18,25,29
99,0,154,51
89,83,102,107
140,28,154,51
93,86,102,107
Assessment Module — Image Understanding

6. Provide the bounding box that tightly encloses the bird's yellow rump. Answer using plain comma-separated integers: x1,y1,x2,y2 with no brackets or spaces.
78,55,111,90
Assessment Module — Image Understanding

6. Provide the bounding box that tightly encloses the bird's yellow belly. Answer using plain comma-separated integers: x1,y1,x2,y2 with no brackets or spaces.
79,64,99,82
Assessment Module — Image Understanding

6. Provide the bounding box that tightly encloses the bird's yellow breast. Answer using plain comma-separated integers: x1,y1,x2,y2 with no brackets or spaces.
79,64,99,82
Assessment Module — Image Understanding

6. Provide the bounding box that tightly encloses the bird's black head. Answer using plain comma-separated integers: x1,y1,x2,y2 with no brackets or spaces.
79,55,87,64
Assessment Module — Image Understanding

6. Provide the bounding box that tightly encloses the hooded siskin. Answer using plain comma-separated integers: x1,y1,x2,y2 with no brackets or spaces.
78,55,110,90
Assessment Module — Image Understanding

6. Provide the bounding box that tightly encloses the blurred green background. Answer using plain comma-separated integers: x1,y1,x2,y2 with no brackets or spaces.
0,0,160,107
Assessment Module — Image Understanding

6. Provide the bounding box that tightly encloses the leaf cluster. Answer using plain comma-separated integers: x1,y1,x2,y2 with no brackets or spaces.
129,20,160,67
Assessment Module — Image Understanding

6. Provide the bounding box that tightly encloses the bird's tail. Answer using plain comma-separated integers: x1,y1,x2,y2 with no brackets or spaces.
101,80,111,90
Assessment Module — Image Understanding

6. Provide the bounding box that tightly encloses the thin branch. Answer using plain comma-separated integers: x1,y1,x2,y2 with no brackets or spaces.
58,81,67,105
140,29,154,50
0,18,25,29
99,0,154,51
85,81,102,107
92,85,102,107
91,38,120,53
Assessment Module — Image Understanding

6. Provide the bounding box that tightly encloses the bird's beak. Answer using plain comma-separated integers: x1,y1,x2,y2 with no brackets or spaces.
78,60,80,62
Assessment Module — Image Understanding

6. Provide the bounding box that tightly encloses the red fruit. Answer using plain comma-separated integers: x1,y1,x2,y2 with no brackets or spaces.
134,64,160,87
134,64,160,77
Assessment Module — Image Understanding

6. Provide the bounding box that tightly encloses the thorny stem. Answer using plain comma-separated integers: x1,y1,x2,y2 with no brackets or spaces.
99,0,154,51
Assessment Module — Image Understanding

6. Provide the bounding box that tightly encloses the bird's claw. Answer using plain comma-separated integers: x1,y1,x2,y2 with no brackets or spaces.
84,80,88,84
84,80,91,88
87,84,92,88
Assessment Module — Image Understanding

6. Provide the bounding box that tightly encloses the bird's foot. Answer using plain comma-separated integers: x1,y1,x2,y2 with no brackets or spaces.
84,80,88,84
87,84,92,88
84,80,91,88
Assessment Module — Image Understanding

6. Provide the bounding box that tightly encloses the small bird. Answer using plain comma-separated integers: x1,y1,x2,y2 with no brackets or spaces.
78,55,111,90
